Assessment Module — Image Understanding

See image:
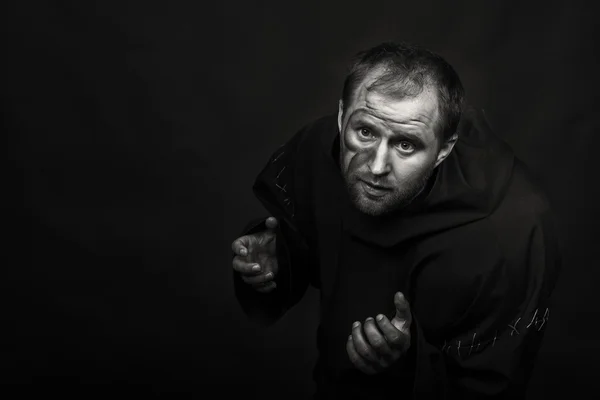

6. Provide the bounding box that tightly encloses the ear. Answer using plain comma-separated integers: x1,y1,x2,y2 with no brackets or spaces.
337,99,344,133
434,133,458,168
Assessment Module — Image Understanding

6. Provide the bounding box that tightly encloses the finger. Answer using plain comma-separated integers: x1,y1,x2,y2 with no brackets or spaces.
393,292,412,328
232,257,262,275
265,217,278,230
363,317,394,362
231,236,251,256
351,321,380,365
376,314,410,352
254,281,277,293
347,335,377,375
242,271,275,285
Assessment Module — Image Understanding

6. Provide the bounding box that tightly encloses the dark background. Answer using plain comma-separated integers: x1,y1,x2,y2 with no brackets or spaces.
3,0,599,397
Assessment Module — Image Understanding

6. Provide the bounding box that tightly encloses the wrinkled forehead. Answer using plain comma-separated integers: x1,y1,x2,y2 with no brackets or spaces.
347,67,438,110
344,73,440,131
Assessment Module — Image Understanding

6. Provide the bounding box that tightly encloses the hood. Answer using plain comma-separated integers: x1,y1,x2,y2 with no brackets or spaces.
318,105,516,247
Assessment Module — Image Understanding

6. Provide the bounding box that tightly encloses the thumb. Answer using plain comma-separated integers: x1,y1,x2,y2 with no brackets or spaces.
392,292,412,331
265,217,278,230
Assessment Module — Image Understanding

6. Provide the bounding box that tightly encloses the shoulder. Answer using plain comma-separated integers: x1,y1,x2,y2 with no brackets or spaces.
496,159,552,220
254,113,337,193
251,114,337,228
412,157,560,335
270,114,337,154
414,160,556,296
487,158,557,258
438,157,554,255
283,114,338,159
255,114,337,186
421,161,558,305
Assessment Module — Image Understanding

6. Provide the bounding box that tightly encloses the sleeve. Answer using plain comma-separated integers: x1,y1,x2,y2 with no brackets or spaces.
232,126,317,327
405,212,561,399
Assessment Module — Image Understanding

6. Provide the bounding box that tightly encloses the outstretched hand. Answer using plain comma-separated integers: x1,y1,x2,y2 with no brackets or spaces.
346,292,412,374
231,217,279,293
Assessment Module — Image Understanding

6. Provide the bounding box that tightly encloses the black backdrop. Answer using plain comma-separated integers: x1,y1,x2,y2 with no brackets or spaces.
4,0,599,397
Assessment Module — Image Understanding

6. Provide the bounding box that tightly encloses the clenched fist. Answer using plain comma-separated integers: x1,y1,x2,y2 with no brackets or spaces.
347,292,412,374
231,217,279,293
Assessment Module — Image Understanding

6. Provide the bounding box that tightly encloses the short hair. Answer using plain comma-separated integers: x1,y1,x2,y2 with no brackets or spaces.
341,42,465,141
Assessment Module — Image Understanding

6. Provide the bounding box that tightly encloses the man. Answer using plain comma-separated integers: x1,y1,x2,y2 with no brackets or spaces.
231,42,561,399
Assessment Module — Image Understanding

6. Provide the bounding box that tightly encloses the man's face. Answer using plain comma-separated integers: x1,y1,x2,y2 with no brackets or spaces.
338,81,456,217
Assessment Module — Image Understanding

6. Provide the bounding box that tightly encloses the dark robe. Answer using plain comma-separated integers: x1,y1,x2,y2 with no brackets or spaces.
233,106,561,399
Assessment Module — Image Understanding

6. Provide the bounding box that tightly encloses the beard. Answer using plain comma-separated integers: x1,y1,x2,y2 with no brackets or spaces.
344,165,435,217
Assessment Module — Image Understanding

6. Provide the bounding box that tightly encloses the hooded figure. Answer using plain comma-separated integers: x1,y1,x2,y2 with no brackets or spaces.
232,43,561,399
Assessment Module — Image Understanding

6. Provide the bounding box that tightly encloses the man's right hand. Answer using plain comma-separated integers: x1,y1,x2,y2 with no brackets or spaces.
231,217,279,294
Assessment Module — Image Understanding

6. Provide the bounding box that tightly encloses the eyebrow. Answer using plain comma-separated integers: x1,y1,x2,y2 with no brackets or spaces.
389,130,425,144
350,116,426,144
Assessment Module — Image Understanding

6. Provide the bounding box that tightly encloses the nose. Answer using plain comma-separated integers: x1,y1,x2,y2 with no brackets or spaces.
368,142,391,176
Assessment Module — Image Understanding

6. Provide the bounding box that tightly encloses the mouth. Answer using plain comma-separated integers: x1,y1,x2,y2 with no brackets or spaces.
359,180,393,198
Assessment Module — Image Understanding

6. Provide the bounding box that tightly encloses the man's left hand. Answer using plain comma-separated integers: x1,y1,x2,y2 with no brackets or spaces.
346,292,412,375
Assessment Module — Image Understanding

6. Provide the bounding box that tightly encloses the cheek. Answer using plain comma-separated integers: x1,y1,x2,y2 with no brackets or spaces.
389,155,434,181
342,148,372,176
347,151,372,173
344,130,363,152
342,130,373,173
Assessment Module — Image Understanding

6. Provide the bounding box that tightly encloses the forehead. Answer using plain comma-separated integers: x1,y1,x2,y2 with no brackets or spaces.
346,68,440,129
347,87,440,140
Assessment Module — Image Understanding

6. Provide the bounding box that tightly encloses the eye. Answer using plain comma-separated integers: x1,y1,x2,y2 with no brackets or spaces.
397,141,415,153
358,128,373,138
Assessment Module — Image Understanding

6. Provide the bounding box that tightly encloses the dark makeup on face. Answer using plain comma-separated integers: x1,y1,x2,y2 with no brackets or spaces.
338,88,443,216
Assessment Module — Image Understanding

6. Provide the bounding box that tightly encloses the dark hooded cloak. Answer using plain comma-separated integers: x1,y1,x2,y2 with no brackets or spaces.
233,106,561,399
